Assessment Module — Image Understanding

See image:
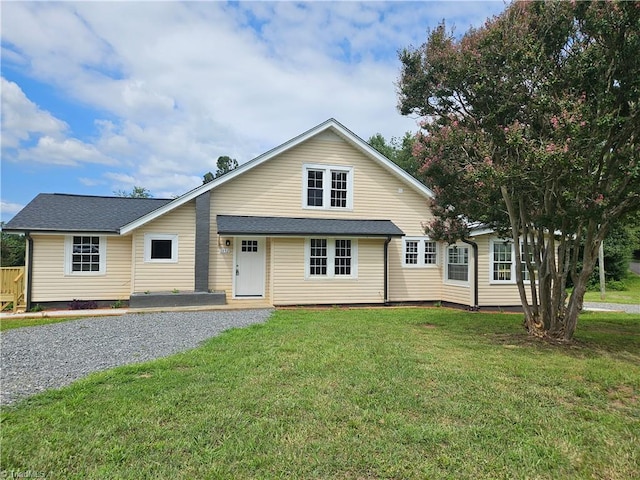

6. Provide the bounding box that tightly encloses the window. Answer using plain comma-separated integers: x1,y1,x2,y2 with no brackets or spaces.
405,240,419,265
307,170,324,207
309,239,328,276
489,239,537,283
521,242,536,282
403,238,437,267
447,246,468,282
65,236,106,275
303,164,353,210
334,239,352,275
306,238,357,278
492,242,512,281
144,234,178,262
241,240,258,253
424,241,437,265
331,171,348,207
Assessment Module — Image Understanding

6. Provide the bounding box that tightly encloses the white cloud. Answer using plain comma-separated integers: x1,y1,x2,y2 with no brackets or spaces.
1,200,25,217
1,1,505,198
18,136,117,167
1,77,68,149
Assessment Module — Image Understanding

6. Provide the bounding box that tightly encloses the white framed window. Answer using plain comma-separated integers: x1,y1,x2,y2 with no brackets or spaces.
144,234,178,263
520,242,536,282
492,241,513,282
446,245,469,283
489,239,536,284
305,238,358,278
303,164,353,210
403,237,438,267
65,235,106,275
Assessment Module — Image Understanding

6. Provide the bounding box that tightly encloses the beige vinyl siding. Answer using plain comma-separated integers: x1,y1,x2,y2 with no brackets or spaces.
476,235,531,307
30,234,131,302
387,238,443,302
270,238,385,305
131,202,196,293
208,133,437,303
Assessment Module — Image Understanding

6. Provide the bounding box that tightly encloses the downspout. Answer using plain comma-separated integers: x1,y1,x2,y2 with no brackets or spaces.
384,236,391,305
25,232,33,311
462,238,479,311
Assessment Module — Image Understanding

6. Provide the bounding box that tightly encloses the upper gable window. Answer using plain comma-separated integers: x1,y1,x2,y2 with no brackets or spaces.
303,164,353,210
65,235,106,275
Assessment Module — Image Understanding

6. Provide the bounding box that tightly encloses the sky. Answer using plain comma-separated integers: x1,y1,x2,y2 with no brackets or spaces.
1,1,507,223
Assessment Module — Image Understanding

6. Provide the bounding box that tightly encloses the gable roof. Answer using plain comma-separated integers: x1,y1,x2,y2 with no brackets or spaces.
119,118,433,234
217,215,404,237
2,194,172,234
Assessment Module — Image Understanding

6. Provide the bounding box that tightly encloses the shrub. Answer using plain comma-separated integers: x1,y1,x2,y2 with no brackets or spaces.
68,299,98,310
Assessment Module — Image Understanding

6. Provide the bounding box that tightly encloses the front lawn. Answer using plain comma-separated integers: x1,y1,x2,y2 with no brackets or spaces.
0,316,76,332
1,308,638,479
582,271,640,305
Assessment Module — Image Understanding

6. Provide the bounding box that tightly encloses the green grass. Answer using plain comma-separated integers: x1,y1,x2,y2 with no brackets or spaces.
582,271,640,305
1,308,638,479
0,316,76,332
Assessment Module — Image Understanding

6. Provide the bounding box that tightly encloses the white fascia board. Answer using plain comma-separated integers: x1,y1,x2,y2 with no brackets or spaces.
469,227,496,237
120,118,433,235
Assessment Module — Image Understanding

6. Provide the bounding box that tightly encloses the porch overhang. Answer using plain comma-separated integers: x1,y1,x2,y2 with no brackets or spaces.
217,215,404,237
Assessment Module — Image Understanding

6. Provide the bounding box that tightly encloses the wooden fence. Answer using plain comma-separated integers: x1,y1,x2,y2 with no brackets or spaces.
1,266,26,312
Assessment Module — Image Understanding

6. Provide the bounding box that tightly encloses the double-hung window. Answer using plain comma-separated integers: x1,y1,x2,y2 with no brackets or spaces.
65,235,106,275
492,242,513,282
403,237,438,267
306,238,357,278
489,239,537,283
303,164,353,210
520,242,536,282
446,245,469,283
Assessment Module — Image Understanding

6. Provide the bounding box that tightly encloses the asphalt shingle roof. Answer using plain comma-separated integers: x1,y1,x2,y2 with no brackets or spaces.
217,215,404,237
3,194,173,233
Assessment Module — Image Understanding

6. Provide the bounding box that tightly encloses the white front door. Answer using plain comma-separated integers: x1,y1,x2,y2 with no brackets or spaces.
235,238,266,297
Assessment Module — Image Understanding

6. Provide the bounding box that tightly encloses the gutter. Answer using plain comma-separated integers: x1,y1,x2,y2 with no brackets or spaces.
384,236,391,304
462,238,479,311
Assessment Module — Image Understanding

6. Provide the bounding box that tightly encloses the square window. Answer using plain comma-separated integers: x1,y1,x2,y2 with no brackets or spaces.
151,239,173,259
144,234,178,262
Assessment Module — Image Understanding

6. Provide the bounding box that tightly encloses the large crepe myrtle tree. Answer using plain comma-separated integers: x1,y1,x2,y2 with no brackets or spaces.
398,1,639,341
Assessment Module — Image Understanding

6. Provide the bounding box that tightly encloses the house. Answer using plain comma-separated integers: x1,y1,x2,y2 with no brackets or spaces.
4,119,529,311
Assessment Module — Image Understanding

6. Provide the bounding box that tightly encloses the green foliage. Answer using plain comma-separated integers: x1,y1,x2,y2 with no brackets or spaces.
113,186,152,198
2,309,638,478
110,300,125,309
0,225,25,266
215,155,238,178
397,1,640,340
202,171,214,184
368,132,421,179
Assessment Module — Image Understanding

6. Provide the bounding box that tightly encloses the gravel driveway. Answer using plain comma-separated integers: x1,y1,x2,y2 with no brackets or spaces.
0,309,273,406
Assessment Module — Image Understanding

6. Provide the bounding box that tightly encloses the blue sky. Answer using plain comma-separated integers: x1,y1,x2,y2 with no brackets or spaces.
1,1,506,223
